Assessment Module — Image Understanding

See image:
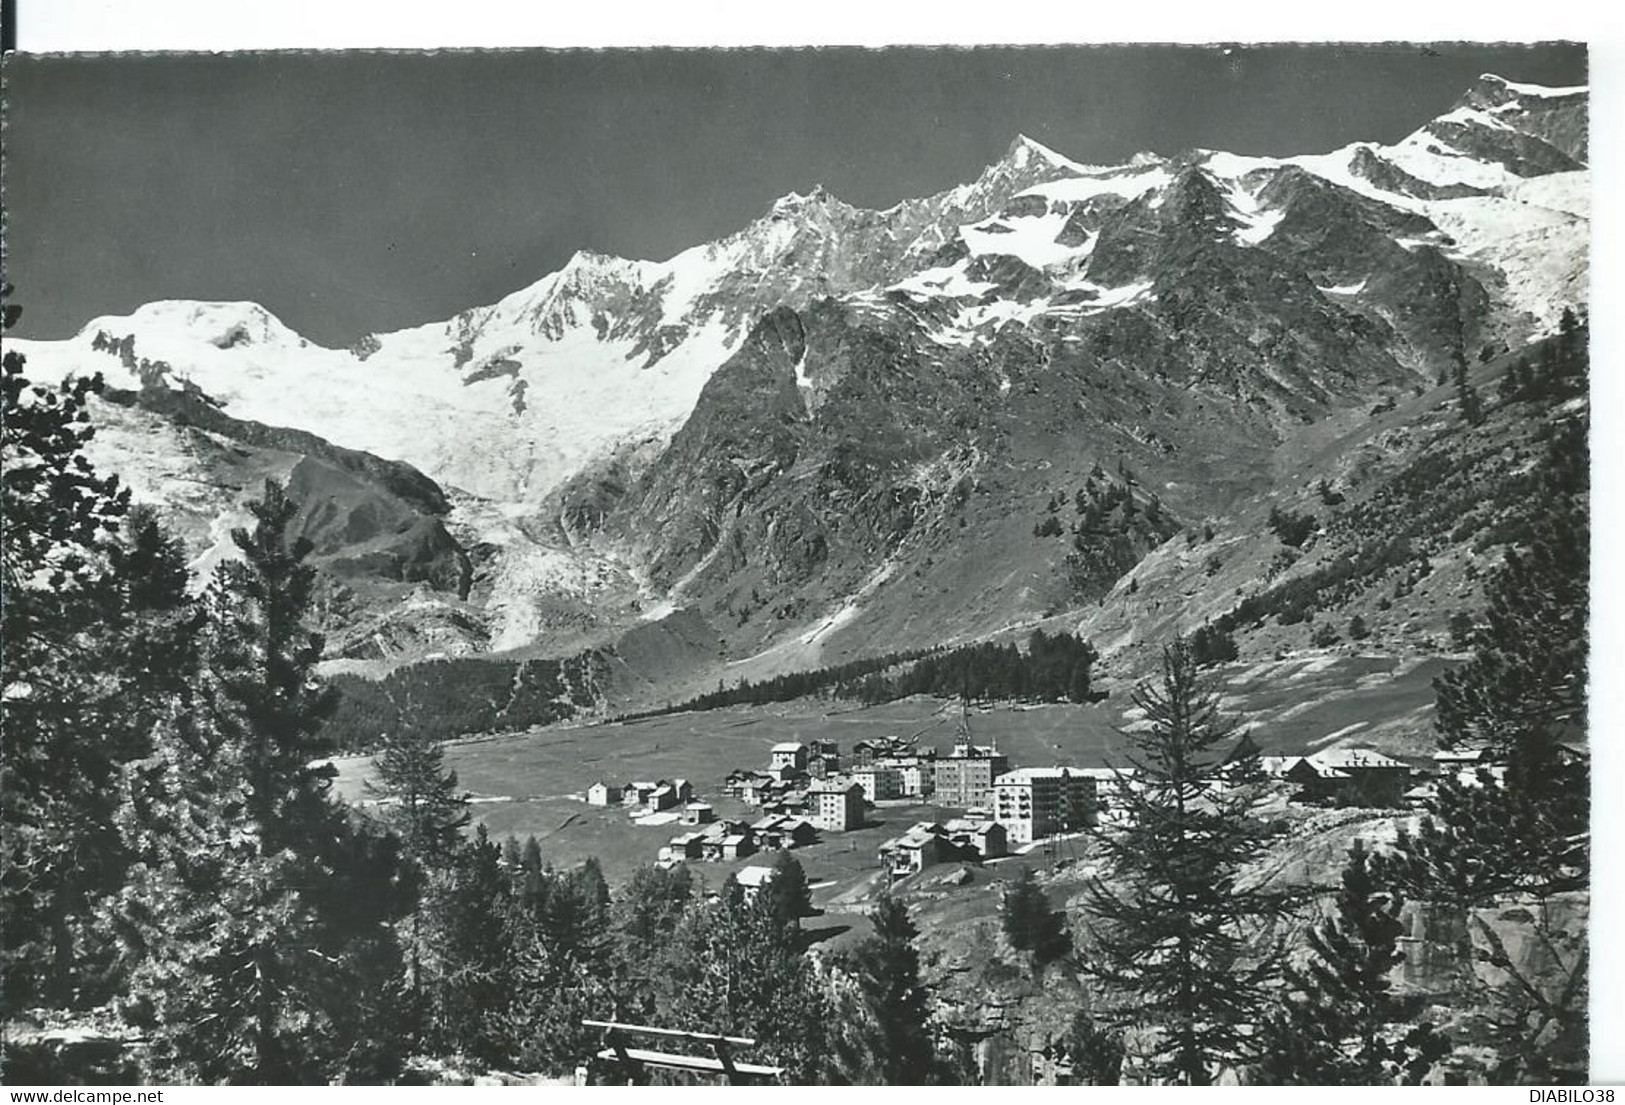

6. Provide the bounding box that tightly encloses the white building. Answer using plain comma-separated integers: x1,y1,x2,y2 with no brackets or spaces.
809,780,865,833
993,767,1097,845
770,741,809,772
586,782,621,807
851,765,904,802
878,757,933,798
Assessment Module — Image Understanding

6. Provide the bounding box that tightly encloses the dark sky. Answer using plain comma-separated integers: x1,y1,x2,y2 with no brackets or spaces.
2,42,1587,344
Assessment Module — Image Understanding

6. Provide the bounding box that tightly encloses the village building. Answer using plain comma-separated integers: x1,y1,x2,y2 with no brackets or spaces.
880,756,934,798
851,765,905,802
648,782,680,811
1263,749,1412,807
809,779,866,833
627,781,659,805
935,742,1011,809
681,802,716,825
770,741,809,772
721,833,758,861
944,817,1009,860
879,823,947,878
993,767,1097,845
733,864,779,902
806,740,841,779
751,814,818,850
659,831,706,863
672,778,695,803
1311,748,1411,805
762,788,810,816
586,781,623,807
853,736,917,767
692,820,751,862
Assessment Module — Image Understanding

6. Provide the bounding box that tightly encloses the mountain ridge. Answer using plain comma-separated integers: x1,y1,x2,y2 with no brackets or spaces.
8,73,1589,694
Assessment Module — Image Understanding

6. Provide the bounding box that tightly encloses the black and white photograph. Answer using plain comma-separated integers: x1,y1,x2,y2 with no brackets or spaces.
0,12,1605,1088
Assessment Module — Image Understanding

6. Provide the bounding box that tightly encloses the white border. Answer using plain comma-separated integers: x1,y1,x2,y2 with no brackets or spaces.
9,0,1622,1087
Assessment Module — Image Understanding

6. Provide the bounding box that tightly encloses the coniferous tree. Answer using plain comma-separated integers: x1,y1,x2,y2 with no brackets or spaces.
842,894,940,1084
1059,1011,1126,1085
434,825,517,1064
764,851,815,932
658,881,833,1082
120,479,404,1082
1081,637,1289,1084
1255,840,1448,1084
365,723,470,1032
1376,406,1589,1084
507,857,614,1075
1452,353,1484,426
1,291,144,1010
1000,869,1071,972
1422,415,1588,892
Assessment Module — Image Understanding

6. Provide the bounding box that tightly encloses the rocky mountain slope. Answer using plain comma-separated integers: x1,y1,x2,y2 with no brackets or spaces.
11,73,1588,701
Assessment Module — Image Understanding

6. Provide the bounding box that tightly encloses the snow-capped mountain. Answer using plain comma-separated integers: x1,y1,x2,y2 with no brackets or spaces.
10,74,1588,679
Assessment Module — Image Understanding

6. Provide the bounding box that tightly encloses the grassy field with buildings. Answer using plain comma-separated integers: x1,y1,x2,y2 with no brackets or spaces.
328,651,1446,904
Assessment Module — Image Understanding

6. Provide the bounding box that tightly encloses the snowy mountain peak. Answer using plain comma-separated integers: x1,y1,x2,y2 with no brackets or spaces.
1005,133,1086,172
769,183,847,217
1467,72,1588,102
78,299,314,353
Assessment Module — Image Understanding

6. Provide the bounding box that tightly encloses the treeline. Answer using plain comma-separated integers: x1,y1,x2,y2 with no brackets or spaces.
615,646,937,721
838,629,1103,705
323,650,609,754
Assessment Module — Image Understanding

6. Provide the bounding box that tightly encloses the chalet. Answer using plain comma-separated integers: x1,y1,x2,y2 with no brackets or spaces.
751,814,818,850
721,833,758,861
768,763,810,785
660,832,706,862
879,823,947,877
1265,749,1411,807
681,802,716,825
672,778,695,803
762,789,810,816
648,783,680,812
944,818,1008,860
809,780,866,833
853,736,916,767
586,782,623,807
726,770,774,802
806,740,841,778
734,864,778,902
1311,748,1411,807
628,781,659,805
770,741,809,772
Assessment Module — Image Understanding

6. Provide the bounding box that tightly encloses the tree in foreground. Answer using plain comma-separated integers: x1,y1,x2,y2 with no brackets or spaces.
366,720,470,1040
1081,637,1288,1084
657,882,832,1082
840,894,941,1084
1255,839,1448,1084
764,850,815,932
1,289,141,1010
1378,409,1590,1084
120,480,405,1083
